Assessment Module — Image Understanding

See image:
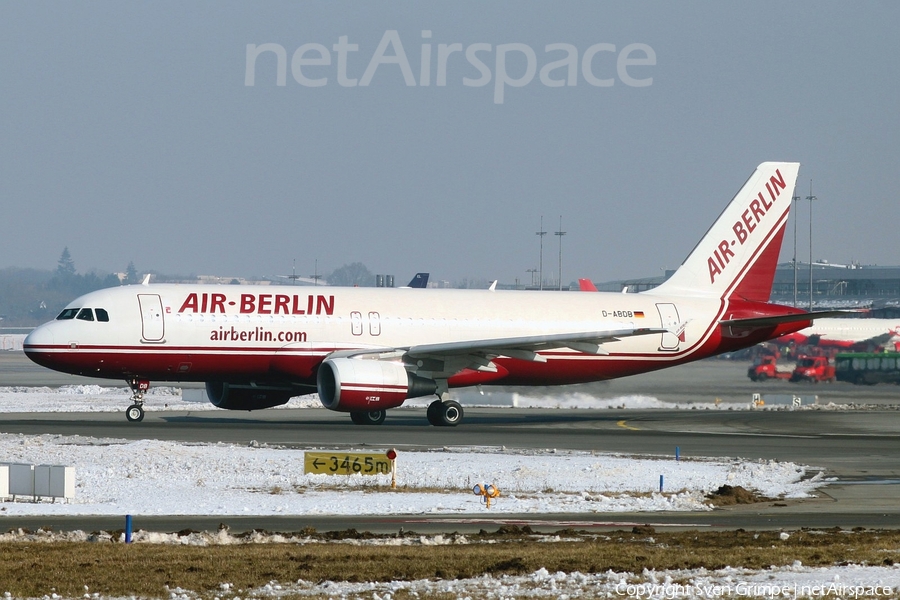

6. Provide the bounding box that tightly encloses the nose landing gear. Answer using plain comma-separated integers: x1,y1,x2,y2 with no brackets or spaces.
126,377,150,422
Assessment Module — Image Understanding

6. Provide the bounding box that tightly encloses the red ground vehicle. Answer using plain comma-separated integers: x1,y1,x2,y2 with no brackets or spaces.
748,354,836,382
790,355,836,383
748,355,792,381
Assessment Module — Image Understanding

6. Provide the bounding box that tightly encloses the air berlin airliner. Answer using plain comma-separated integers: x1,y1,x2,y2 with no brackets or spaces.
24,162,839,426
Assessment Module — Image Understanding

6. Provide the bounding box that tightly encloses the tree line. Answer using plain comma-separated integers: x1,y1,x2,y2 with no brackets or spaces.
0,248,125,326
0,250,387,327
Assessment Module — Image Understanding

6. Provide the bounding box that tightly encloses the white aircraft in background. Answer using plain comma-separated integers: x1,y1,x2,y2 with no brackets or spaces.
777,318,900,352
25,162,841,426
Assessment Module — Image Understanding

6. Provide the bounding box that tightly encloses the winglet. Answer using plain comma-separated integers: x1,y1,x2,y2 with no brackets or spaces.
141,274,151,286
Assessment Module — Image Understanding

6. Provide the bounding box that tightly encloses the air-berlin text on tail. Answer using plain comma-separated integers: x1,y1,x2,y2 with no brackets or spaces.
177,293,335,316
707,169,788,284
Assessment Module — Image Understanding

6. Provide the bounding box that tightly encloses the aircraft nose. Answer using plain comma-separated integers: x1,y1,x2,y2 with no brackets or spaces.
24,324,56,352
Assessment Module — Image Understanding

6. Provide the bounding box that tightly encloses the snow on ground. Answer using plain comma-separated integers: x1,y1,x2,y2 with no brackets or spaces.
0,386,826,517
0,433,826,517
0,385,248,413
0,382,851,414
1,387,892,598
0,384,749,414
169,564,900,599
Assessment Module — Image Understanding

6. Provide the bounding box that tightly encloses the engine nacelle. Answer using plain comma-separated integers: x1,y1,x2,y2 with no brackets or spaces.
317,357,437,412
205,381,295,411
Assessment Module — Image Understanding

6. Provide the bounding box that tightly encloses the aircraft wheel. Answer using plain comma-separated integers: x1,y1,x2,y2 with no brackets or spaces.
125,404,144,422
350,410,386,425
426,400,442,426
440,401,463,427
428,400,463,427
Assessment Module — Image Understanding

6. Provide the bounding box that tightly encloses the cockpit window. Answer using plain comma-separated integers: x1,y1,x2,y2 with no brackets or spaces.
56,307,109,322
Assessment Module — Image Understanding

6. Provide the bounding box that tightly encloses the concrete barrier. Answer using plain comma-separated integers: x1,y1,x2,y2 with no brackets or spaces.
181,388,208,403
0,464,8,499
0,334,27,351
1,462,75,502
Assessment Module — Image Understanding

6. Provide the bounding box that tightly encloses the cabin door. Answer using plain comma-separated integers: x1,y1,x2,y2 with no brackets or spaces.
138,294,165,342
656,303,681,351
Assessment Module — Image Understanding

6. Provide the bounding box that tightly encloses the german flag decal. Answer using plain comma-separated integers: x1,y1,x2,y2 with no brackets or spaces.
634,311,645,318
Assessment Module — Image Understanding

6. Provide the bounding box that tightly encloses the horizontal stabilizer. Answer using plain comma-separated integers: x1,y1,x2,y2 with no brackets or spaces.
720,310,854,329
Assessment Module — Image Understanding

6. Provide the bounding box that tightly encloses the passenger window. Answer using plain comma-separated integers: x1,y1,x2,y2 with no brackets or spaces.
57,308,79,320
76,308,95,321
95,308,110,322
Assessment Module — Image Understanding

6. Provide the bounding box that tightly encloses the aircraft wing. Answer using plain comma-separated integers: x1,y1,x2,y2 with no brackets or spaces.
336,325,669,379
406,327,666,358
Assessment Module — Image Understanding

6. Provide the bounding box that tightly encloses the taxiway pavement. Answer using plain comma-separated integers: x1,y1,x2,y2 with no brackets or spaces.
1,352,898,532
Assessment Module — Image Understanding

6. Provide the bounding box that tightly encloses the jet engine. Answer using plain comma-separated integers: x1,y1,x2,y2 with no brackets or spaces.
317,357,437,412
205,381,296,411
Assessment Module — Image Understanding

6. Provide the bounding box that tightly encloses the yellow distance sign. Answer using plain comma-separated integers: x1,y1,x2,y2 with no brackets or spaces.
304,451,393,476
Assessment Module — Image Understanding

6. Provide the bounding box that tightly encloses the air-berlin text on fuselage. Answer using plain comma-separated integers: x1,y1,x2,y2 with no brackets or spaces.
707,169,787,284
177,293,335,316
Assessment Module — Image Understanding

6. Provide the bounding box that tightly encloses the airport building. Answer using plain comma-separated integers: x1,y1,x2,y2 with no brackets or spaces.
595,262,900,318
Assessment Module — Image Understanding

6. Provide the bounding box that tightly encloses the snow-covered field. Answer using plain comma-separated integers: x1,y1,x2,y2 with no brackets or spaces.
0,383,775,413
0,384,260,413
0,385,829,517
2,386,896,598
139,565,900,599
0,433,826,517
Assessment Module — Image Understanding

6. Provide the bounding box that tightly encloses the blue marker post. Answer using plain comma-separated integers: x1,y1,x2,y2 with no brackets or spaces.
675,446,680,461
659,475,664,493
125,515,133,544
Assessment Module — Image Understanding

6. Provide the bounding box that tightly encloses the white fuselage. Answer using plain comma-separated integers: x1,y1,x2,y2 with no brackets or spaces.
25,283,735,386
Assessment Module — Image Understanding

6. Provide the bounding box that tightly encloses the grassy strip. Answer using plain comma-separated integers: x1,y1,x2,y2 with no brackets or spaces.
1,528,898,598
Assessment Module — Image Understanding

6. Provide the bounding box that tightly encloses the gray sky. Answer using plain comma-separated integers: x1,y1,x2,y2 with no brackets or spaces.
2,2,898,285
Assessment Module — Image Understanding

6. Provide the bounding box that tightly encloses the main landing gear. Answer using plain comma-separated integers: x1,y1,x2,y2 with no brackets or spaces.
346,400,464,427
349,409,386,425
125,377,150,422
427,399,464,427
